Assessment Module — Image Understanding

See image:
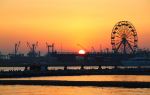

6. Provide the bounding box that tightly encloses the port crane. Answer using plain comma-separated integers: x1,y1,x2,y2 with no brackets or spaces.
91,46,96,53
14,41,21,55
46,42,55,55
27,42,38,57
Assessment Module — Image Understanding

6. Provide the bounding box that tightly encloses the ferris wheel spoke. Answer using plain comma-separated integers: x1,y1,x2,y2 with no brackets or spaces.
116,35,122,38
126,40,134,52
127,33,133,38
125,28,131,36
126,26,135,37
127,37,134,41
115,30,122,37
127,35,132,39
115,40,122,44
115,26,124,35
116,41,122,46
116,41,123,52
127,41,134,46
126,46,132,53
127,36,134,39
126,32,131,37
120,44,124,53
114,31,122,38
127,40,134,44
126,32,131,38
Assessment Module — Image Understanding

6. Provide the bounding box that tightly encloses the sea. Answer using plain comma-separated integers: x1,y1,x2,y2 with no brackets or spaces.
0,67,150,95
0,75,150,95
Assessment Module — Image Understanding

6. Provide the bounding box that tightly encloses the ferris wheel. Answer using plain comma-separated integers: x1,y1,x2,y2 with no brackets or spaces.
111,21,138,54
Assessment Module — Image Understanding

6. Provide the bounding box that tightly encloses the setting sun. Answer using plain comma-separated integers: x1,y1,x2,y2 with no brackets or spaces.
78,49,86,54
0,1,150,95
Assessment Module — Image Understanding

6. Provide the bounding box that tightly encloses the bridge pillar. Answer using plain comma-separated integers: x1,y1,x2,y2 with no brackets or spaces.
114,66,118,69
81,65,84,70
24,66,29,71
64,66,67,70
98,66,102,70
25,66,27,71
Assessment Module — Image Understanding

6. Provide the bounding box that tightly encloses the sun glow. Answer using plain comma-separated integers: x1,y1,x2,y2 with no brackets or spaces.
78,49,86,54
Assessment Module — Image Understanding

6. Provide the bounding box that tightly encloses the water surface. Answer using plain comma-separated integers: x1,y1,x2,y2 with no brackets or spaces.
0,75,150,95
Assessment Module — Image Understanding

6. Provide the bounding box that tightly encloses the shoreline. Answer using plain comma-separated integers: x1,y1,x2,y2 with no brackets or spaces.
0,80,150,88
0,69,150,78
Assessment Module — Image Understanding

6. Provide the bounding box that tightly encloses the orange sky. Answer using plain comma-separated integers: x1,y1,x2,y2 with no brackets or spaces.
0,0,150,54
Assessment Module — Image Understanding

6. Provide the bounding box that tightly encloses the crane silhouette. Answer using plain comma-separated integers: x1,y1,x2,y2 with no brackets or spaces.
14,41,21,55
46,42,55,53
27,42,38,57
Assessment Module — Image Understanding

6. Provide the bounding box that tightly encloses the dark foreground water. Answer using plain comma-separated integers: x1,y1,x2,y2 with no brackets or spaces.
0,75,150,95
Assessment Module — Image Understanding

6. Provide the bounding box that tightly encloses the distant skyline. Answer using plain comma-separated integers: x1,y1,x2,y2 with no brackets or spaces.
0,0,150,54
